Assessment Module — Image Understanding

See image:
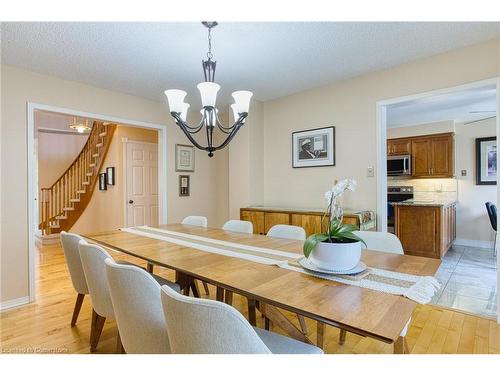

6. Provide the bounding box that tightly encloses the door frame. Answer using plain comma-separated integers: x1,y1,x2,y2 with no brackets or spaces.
122,138,160,228
27,102,168,303
376,77,500,323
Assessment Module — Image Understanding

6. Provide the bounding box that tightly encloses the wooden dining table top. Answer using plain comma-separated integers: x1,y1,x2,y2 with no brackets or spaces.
83,223,441,343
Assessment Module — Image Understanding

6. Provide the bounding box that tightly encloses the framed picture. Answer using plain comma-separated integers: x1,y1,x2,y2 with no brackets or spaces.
179,175,190,196
106,167,115,186
99,173,107,191
292,126,335,168
176,144,195,172
476,136,497,185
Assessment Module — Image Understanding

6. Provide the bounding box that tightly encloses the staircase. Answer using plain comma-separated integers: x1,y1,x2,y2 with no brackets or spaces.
39,121,117,235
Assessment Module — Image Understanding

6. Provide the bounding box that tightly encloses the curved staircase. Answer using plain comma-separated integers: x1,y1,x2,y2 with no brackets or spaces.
39,121,117,235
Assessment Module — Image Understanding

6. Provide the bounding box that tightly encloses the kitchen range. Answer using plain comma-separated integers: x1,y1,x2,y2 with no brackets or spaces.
387,186,413,233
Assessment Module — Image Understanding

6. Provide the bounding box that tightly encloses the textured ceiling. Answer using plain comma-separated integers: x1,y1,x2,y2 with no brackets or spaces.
2,22,500,107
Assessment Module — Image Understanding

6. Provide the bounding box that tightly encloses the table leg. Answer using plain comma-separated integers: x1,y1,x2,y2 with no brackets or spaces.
258,303,312,344
225,290,233,305
146,262,154,273
247,298,257,326
216,286,225,302
339,329,346,345
317,322,325,349
394,336,408,354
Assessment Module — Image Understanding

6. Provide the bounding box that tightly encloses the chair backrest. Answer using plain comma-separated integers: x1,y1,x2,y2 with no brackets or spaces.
78,241,115,318
160,285,271,354
267,224,306,241
181,216,208,227
486,202,497,231
222,220,253,234
353,230,403,255
60,231,89,295
105,259,171,354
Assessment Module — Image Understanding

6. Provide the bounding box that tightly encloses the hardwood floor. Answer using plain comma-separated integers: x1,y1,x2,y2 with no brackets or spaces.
1,242,499,354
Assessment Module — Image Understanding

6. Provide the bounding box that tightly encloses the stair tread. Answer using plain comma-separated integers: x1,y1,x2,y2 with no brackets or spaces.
92,153,99,158
49,224,60,228
99,132,107,137
69,199,80,202
89,163,96,167
86,172,93,176
55,215,67,220
82,181,90,185
76,190,86,194
96,143,103,148
62,207,75,211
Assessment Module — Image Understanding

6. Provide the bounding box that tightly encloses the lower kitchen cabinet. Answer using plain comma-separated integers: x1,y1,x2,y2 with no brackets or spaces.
394,202,456,259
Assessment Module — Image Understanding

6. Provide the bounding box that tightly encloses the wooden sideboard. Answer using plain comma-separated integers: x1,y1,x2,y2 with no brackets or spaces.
394,202,456,259
240,207,376,237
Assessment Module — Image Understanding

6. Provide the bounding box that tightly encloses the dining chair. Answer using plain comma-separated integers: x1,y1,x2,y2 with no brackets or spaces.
60,231,89,327
485,202,497,257
181,215,210,295
105,258,180,353
181,215,208,227
264,224,308,334
222,219,253,234
160,285,323,354
351,230,411,348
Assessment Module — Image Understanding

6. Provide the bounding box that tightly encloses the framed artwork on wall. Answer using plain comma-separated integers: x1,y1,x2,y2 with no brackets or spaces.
99,173,107,191
476,136,497,185
106,167,115,185
179,175,190,197
292,126,335,168
176,144,195,172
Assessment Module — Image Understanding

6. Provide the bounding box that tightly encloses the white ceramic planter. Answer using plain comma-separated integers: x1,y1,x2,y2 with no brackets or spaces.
309,240,362,271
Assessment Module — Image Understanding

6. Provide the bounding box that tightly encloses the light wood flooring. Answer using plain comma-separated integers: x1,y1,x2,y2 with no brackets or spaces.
1,243,499,354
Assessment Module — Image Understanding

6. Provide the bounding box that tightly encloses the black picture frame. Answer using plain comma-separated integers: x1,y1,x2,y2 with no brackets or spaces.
292,126,335,168
99,173,107,191
106,167,115,186
179,175,190,197
476,136,497,185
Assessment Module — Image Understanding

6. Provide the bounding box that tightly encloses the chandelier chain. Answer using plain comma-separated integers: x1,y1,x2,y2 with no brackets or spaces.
207,27,213,59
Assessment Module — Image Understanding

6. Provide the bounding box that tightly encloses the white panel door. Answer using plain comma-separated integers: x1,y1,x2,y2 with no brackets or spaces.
125,142,159,227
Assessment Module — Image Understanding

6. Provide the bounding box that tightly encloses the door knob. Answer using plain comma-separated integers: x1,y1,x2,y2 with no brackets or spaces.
128,200,134,204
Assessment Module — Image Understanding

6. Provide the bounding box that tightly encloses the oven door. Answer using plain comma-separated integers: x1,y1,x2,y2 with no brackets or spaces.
387,155,411,176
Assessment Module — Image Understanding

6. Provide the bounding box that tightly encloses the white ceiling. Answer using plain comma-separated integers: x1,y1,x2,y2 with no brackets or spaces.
2,22,500,107
387,85,497,127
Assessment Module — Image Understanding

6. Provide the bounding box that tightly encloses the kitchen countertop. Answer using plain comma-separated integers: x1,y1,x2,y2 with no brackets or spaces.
390,199,457,207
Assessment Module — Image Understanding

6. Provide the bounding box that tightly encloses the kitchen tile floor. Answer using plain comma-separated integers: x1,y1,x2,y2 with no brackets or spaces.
431,244,498,319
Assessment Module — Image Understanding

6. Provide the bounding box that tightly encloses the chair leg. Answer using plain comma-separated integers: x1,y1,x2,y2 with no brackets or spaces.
202,281,210,295
264,317,271,331
297,314,308,334
146,262,154,273
90,309,106,352
70,293,85,327
339,329,346,345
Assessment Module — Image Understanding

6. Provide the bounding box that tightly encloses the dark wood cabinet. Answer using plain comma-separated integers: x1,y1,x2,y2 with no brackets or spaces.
389,133,454,178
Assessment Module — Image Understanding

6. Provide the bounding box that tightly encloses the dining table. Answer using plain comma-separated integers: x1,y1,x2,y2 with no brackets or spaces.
83,223,441,354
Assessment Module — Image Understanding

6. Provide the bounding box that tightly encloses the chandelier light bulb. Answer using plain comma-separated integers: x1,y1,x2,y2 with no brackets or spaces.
232,90,253,114
164,89,187,113
197,82,220,107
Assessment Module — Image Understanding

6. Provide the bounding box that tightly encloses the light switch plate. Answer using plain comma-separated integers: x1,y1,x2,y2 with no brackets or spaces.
367,166,375,177
461,170,467,176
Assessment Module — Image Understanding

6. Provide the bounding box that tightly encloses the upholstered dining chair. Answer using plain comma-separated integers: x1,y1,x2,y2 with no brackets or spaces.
181,215,210,295
60,231,89,327
105,258,180,353
181,215,208,227
222,219,253,234
160,285,323,354
485,202,497,257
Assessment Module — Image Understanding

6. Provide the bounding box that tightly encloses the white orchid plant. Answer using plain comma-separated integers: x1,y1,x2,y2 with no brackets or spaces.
303,179,366,258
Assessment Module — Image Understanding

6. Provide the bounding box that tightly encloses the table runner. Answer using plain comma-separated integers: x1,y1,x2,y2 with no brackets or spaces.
120,226,440,304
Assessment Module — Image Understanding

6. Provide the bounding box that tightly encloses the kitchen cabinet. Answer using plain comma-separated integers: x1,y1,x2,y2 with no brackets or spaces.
388,133,454,178
387,138,411,156
240,207,376,237
394,201,456,259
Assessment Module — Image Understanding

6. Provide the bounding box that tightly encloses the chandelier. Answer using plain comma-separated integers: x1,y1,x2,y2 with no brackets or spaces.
164,21,253,157
69,117,91,133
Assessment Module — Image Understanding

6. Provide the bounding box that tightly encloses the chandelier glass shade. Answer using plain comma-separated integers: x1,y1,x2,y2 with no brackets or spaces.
164,21,253,157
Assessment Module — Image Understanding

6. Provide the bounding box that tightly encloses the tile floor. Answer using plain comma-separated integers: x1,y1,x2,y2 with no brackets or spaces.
432,245,498,319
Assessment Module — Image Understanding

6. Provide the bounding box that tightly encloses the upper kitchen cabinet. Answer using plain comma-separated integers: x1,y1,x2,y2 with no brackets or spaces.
388,132,454,178
387,138,411,156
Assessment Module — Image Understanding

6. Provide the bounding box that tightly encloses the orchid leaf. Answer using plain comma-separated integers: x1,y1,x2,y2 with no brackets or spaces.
303,233,329,258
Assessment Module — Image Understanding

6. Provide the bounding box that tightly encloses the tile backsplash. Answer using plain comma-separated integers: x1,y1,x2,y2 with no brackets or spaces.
388,178,458,201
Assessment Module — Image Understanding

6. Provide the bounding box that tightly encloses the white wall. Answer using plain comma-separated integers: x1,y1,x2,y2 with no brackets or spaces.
0,65,229,305
455,117,497,247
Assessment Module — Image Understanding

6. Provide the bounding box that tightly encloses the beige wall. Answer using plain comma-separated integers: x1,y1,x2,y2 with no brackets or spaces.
455,117,497,247
0,65,229,304
387,120,455,139
260,38,500,214
72,126,158,234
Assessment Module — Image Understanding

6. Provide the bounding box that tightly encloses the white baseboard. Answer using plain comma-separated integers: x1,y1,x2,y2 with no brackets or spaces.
0,296,30,311
453,238,494,249
34,232,60,246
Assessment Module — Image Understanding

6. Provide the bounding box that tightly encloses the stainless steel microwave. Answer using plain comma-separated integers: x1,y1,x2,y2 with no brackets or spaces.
387,155,411,176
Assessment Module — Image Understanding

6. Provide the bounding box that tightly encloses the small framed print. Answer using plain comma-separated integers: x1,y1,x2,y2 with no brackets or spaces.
106,167,115,186
176,144,195,172
99,173,107,191
179,175,190,197
476,137,497,185
292,126,335,168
